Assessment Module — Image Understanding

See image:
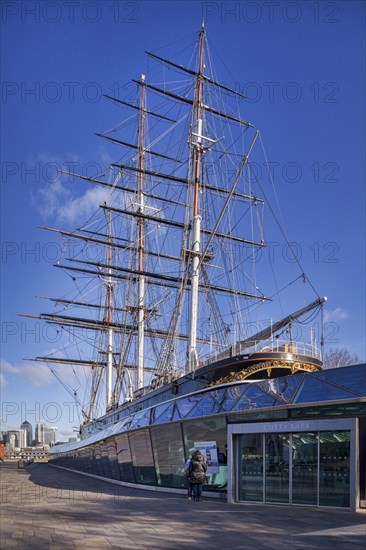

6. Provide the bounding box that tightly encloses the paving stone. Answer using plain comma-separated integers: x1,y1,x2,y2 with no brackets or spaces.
1,463,365,550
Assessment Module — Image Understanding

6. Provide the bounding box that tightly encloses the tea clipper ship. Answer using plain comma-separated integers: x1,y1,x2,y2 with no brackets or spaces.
22,24,339,463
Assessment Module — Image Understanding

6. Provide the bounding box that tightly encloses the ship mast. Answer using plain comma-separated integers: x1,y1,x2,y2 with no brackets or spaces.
187,23,205,373
105,206,113,410
137,74,146,389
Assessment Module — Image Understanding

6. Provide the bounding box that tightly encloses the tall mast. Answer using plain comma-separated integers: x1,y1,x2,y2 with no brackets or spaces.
105,206,113,410
137,74,146,389
187,23,205,373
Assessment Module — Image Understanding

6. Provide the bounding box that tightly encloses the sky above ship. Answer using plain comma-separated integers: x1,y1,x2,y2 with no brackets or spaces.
1,0,365,438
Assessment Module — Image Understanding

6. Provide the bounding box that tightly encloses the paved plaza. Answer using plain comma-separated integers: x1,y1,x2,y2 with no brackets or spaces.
0,461,365,549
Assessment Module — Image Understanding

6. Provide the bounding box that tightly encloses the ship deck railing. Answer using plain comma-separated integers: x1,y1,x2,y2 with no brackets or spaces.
201,339,321,367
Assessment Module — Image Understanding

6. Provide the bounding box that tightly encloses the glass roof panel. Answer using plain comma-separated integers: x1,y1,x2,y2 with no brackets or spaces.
171,403,181,421
185,394,221,419
233,384,283,412
129,409,151,430
292,376,359,404
311,364,366,396
176,394,202,418
210,385,248,411
151,402,174,424
258,373,304,404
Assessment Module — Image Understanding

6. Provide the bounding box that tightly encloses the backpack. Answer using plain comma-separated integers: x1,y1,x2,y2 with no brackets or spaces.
189,458,206,483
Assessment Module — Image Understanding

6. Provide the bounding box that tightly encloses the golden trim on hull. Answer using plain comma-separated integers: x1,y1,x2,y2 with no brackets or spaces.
210,360,321,385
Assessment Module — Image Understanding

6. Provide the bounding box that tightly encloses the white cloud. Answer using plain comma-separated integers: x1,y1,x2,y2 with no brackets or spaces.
323,308,349,323
31,151,112,225
0,372,6,387
1,358,54,387
58,186,109,224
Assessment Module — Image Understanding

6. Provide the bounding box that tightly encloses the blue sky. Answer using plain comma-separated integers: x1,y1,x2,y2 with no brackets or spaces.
1,0,365,438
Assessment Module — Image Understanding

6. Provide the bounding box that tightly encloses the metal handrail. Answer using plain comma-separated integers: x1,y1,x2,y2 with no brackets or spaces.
202,339,321,365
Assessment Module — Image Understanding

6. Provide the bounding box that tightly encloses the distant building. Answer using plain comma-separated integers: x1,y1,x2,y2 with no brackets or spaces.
68,437,77,443
20,421,32,446
44,427,57,445
35,423,45,445
6,430,20,450
19,429,27,448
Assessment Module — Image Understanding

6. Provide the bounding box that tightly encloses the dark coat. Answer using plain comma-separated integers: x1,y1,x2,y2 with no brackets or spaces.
188,451,207,484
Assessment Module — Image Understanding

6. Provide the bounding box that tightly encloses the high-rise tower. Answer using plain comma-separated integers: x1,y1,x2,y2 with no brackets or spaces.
20,421,32,446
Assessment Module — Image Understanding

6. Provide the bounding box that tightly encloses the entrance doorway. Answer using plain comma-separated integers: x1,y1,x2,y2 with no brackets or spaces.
229,419,357,510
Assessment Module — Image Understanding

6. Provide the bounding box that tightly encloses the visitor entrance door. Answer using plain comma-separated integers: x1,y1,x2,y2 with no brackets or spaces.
292,432,318,505
265,433,290,503
232,419,356,509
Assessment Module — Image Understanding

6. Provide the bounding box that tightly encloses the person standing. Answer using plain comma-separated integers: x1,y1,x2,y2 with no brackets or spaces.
185,455,193,499
188,450,207,501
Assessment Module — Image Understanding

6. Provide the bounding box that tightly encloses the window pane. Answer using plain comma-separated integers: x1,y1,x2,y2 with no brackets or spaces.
93,443,105,477
265,434,289,503
313,366,365,396
83,445,92,474
107,438,121,481
100,441,112,479
185,394,221,418
182,417,227,491
234,385,282,412
212,386,246,411
150,424,186,488
151,403,174,424
319,431,350,507
293,377,357,404
292,432,318,505
129,429,156,485
238,434,263,502
259,373,304,404
115,433,135,482
129,410,151,430
177,395,202,419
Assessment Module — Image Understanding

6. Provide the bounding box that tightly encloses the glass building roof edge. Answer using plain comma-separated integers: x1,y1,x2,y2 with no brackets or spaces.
306,370,365,397
49,365,366,454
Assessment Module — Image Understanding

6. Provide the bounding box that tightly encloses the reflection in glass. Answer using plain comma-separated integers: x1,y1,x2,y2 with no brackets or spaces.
213,386,245,411
107,438,121,480
83,446,92,474
238,434,263,502
313,365,364,397
152,403,174,424
292,432,317,505
129,429,156,485
319,431,350,507
265,434,289,503
293,377,356,404
100,441,112,479
185,394,221,418
115,433,135,482
177,395,202,418
183,417,227,491
234,385,282,412
151,424,186,488
260,373,303,404
92,443,102,477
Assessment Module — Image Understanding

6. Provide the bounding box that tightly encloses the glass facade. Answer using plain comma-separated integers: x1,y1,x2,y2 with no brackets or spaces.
151,424,186,488
292,432,318,505
182,417,227,491
319,431,350,507
48,364,364,509
238,434,263,501
129,429,156,485
265,433,289,503
236,429,352,508
115,433,135,482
